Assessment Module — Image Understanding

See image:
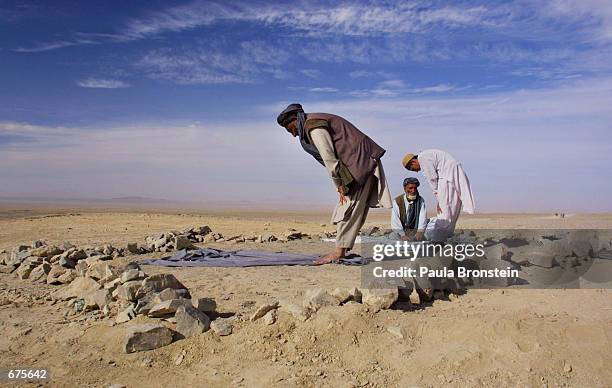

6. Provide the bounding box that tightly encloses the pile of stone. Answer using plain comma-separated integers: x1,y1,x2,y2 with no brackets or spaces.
140,225,213,253
0,240,124,280
250,285,458,325
250,286,397,325
0,240,229,353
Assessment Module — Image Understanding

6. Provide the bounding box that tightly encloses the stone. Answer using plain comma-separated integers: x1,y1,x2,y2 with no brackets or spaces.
193,297,216,312
126,243,139,254
15,263,35,279
263,309,277,325
155,288,191,303
139,274,188,296
59,257,77,269
85,289,113,310
60,247,87,262
363,226,380,236
260,233,277,243
102,244,115,255
330,288,352,303
195,225,212,235
47,265,68,284
6,250,31,269
59,241,75,251
32,240,45,249
361,288,399,311
15,244,30,252
202,234,216,243
29,263,51,283
387,326,406,340
303,289,340,312
148,299,193,318
348,287,362,303
56,269,77,284
85,255,112,266
120,269,144,283
210,318,233,336
123,324,174,353
87,262,119,280
75,261,88,277
104,278,122,291
174,350,186,366
66,249,87,261
52,276,101,300
281,302,312,322
115,280,142,302
30,245,63,258
116,305,137,324
174,235,195,250
175,305,211,337
527,253,558,268
153,237,169,250
409,288,421,305
250,301,280,321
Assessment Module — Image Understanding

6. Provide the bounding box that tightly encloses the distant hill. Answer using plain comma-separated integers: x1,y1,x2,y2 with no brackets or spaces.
108,196,171,203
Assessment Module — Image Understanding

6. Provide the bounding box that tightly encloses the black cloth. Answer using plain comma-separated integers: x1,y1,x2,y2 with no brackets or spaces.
297,111,324,166
276,103,324,166
406,196,421,229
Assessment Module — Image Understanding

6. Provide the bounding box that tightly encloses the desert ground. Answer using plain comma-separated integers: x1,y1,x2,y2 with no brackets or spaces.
1,204,611,387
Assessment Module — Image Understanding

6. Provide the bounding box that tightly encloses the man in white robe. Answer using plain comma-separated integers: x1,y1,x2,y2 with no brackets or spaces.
403,149,475,241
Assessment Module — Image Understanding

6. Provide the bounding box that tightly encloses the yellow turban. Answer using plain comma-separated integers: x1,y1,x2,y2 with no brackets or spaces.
402,153,416,168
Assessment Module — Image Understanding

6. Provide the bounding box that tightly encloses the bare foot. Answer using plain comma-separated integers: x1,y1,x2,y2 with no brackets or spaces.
314,248,346,265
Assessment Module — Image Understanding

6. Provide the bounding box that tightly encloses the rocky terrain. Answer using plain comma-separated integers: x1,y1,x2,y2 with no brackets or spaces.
1,208,611,387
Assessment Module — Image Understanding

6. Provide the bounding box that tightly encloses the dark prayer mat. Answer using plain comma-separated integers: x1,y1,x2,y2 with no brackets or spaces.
141,248,367,267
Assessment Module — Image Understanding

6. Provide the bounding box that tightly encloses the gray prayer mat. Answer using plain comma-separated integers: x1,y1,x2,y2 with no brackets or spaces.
141,248,367,267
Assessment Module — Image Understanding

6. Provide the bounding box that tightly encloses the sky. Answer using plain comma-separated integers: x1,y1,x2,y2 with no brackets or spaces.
0,0,611,212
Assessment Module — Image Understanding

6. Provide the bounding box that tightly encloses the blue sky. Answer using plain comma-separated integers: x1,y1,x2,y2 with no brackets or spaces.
1,0,611,212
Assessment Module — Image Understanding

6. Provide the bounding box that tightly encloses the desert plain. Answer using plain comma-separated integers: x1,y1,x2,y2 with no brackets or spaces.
0,203,611,387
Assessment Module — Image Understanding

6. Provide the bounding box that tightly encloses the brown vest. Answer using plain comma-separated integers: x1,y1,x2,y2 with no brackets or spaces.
395,194,408,230
304,113,386,186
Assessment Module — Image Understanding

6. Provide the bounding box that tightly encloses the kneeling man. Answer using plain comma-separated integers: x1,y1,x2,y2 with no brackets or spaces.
391,177,427,241
403,149,475,241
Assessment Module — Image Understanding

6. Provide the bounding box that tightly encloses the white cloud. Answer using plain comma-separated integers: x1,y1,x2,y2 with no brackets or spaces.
14,40,79,53
77,78,130,89
309,87,339,93
135,41,289,84
300,69,321,79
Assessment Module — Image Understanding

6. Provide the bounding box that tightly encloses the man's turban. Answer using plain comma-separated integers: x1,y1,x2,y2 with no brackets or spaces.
277,103,304,127
403,177,420,187
402,153,416,168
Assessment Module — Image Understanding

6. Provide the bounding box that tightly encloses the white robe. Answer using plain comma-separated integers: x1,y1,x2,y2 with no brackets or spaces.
417,149,475,240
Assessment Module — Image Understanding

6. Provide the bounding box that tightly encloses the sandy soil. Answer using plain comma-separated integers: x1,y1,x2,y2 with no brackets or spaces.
1,206,611,387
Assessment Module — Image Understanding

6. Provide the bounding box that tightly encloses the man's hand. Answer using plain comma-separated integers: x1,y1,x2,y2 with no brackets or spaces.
437,203,442,214
415,231,424,241
338,185,348,205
